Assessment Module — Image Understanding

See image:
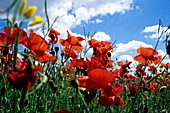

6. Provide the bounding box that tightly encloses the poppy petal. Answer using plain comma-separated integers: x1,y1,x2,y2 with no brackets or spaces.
88,69,116,86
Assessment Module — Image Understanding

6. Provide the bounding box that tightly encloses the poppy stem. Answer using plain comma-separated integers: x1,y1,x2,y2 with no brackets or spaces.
44,0,50,30
145,70,167,85
62,46,72,66
4,0,17,12
26,73,48,96
13,36,18,71
78,89,90,113
19,89,27,113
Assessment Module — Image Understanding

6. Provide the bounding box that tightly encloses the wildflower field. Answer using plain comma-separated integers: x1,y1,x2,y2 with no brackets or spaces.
0,0,170,113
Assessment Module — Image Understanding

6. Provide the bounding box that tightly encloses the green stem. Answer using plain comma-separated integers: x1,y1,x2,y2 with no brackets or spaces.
78,89,90,113
26,73,48,96
44,0,50,30
13,28,20,70
5,0,18,12
12,2,20,25
145,70,167,85
19,89,27,113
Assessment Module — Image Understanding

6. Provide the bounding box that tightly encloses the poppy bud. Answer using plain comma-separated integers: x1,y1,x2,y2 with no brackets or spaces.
14,23,18,28
93,47,97,52
50,34,55,41
107,52,111,57
28,15,44,26
159,86,167,93
24,48,29,53
61,52,64,57
24,6,37,18
50,50,55,56
55,46,59,53
19,0,27,15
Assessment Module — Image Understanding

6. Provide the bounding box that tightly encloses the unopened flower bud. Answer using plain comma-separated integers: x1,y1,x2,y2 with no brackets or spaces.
55,46,59,53
19,0,27,15
24,6,37,18
28,15,44,26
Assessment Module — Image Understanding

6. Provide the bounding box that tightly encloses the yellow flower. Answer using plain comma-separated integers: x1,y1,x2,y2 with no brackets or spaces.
28,15,44,26
19,0,27,15
24,6,37,18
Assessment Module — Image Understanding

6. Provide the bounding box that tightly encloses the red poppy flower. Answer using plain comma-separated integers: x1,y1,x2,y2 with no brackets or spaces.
77,76,100,92
88,69,116,86
113,95,124,106
88,39,100,48
117,60,132,79
98,95,124,107
134,47,162,65
48,28,60,44
160,62,170,68
60,31,84,52
127,74,140,82
67,58,87,69
0,33,12,46
62,47,78,59
30,50,58,63
97,41,112,54
117,60,132,67
129,84,139,96
8,59,42,90
90,40,112,57
148,81,160,93
100,84,124,96
24,30,49,51
98,95,114,108
3,27,28,44
86,57,105,72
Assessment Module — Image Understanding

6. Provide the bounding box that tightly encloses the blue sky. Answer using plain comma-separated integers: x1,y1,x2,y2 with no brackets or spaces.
73,0,170,43
0,0,170,63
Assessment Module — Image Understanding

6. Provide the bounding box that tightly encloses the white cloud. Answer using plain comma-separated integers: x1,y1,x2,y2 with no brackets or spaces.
92,31,111,41
144,33,159,39
157,49,170,64
118,54,134,62
113,40,153,56
95,18,102,23
142,25,159,33
89,18,103,24
116,48,170,69
0,0,135,30
113,40,153,71
142,24,170,40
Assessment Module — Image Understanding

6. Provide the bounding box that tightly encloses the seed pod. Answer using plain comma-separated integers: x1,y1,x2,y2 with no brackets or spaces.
50,34,55,41
107,52,111,57
55,46,59,53
159,86,167,93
